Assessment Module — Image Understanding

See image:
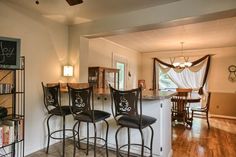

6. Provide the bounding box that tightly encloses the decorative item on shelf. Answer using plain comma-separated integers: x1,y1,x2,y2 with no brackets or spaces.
0,107,7,119
228,65,236,82
170,42,192,68
63,65,73,77
0,83,12,94
138,79,146,90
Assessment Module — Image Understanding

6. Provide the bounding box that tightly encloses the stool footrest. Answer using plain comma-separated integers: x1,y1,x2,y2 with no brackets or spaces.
49,129,78,140
119,143,152,157
76,136,107,149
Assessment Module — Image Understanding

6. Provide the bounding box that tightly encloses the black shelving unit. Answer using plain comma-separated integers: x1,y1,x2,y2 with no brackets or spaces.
0,57,25,157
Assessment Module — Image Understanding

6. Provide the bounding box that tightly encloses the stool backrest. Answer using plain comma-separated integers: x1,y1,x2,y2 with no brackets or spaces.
41,82,61,113
109,85,142,124
68,85,94,119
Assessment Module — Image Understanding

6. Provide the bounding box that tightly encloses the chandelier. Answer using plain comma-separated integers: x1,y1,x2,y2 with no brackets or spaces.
170,42,192,68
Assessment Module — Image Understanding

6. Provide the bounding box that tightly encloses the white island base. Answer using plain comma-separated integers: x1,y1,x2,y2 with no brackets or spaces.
78,90,175,157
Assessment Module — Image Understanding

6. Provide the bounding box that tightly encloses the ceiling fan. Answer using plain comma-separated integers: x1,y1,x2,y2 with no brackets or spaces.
66,0,83,6
35,0,83,6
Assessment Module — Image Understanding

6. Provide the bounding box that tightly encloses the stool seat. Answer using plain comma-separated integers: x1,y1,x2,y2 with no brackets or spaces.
49,106,71,115
74,110,111,122
118,115,156,129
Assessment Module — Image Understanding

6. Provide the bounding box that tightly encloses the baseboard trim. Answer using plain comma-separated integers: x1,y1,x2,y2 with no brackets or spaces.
210,114,236,120
168,149,173,157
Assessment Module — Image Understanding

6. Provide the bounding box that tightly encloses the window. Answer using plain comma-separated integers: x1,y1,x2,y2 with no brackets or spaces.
159,68,177,90
116,62,125,89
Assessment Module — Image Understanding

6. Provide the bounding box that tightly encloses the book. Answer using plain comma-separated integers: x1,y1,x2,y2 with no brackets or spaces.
17,118,24,141
3,125,10,145
2,120,15,144
0,126,3,147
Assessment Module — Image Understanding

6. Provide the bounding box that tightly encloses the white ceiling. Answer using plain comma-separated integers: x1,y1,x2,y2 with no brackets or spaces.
7,0,179,25
5,0,236,53
105,16,236,53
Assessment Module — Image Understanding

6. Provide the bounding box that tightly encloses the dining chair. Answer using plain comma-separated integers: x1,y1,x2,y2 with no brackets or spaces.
171,91,191,128
109,85,157,157
68,84,110,157
176,88,193,100
191,92,211,129
176,88,194,116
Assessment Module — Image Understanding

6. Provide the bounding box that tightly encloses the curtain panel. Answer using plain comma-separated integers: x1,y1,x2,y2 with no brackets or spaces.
153,55,211,95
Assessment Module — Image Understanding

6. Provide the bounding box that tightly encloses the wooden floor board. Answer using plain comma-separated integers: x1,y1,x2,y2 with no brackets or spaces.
172,117,236,157
27,117,236,157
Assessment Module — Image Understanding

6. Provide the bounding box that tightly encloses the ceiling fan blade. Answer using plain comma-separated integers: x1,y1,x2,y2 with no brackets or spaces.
66,0,83,6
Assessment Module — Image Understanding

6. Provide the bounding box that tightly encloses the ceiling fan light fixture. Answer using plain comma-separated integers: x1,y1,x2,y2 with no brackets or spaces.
184,62,192,67
66,0,83,6
35,0,39,5
173,62,180,67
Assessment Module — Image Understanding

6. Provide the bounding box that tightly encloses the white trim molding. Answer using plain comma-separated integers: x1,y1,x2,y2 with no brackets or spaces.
168,149,173,157
209,114,236,120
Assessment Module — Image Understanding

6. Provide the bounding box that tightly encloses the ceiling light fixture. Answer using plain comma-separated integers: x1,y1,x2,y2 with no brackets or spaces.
170,42,192,68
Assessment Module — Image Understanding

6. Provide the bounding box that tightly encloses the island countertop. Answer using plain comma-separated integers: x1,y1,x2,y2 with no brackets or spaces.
94,88,176,100
142,90,176,100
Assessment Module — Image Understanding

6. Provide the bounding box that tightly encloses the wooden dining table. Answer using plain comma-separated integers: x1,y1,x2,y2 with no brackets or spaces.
171,94,201,128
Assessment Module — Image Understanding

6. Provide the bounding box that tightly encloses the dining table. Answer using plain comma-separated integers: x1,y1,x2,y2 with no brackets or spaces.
171,93,201,128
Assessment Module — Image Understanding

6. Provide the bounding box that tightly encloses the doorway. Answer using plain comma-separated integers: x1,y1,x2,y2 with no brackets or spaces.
116,61,126,89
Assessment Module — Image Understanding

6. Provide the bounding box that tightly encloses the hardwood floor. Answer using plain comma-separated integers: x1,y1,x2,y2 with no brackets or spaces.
27,117,236,157
172,117,236,157
26,140,117,157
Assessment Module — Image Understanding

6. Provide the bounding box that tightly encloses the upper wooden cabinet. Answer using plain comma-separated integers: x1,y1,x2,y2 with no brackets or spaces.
88,67,119,89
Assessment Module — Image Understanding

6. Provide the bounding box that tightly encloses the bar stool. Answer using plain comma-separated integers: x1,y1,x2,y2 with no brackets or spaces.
109,85,157,157
41,82,76,157
67,84,110,157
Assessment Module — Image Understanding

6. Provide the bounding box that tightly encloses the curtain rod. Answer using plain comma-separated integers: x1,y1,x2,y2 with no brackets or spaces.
152,54,215,60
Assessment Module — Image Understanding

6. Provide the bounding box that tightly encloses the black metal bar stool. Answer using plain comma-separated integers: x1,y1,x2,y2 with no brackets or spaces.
109,85,157,157
41,82,77,157
67,84,110,157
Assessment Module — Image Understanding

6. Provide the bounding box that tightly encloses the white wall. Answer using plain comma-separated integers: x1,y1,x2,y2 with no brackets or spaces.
141,47,236,93
0,2,68,155
69,0,236,85
89,38,141,89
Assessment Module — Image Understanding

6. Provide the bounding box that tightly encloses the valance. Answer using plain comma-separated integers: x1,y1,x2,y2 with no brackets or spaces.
153,55,211,95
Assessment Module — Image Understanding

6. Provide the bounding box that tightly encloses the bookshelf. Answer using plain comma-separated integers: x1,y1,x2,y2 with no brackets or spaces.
0,57,25,157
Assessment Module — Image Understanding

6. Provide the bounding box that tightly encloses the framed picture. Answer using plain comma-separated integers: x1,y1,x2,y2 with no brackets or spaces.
0,36,21,69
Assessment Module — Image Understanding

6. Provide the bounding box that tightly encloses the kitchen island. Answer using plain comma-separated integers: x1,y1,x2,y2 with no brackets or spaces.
90,88,175,157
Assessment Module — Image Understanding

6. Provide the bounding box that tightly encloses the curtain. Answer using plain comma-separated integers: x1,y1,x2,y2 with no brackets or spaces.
153,55,211,95
159,59,207,89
